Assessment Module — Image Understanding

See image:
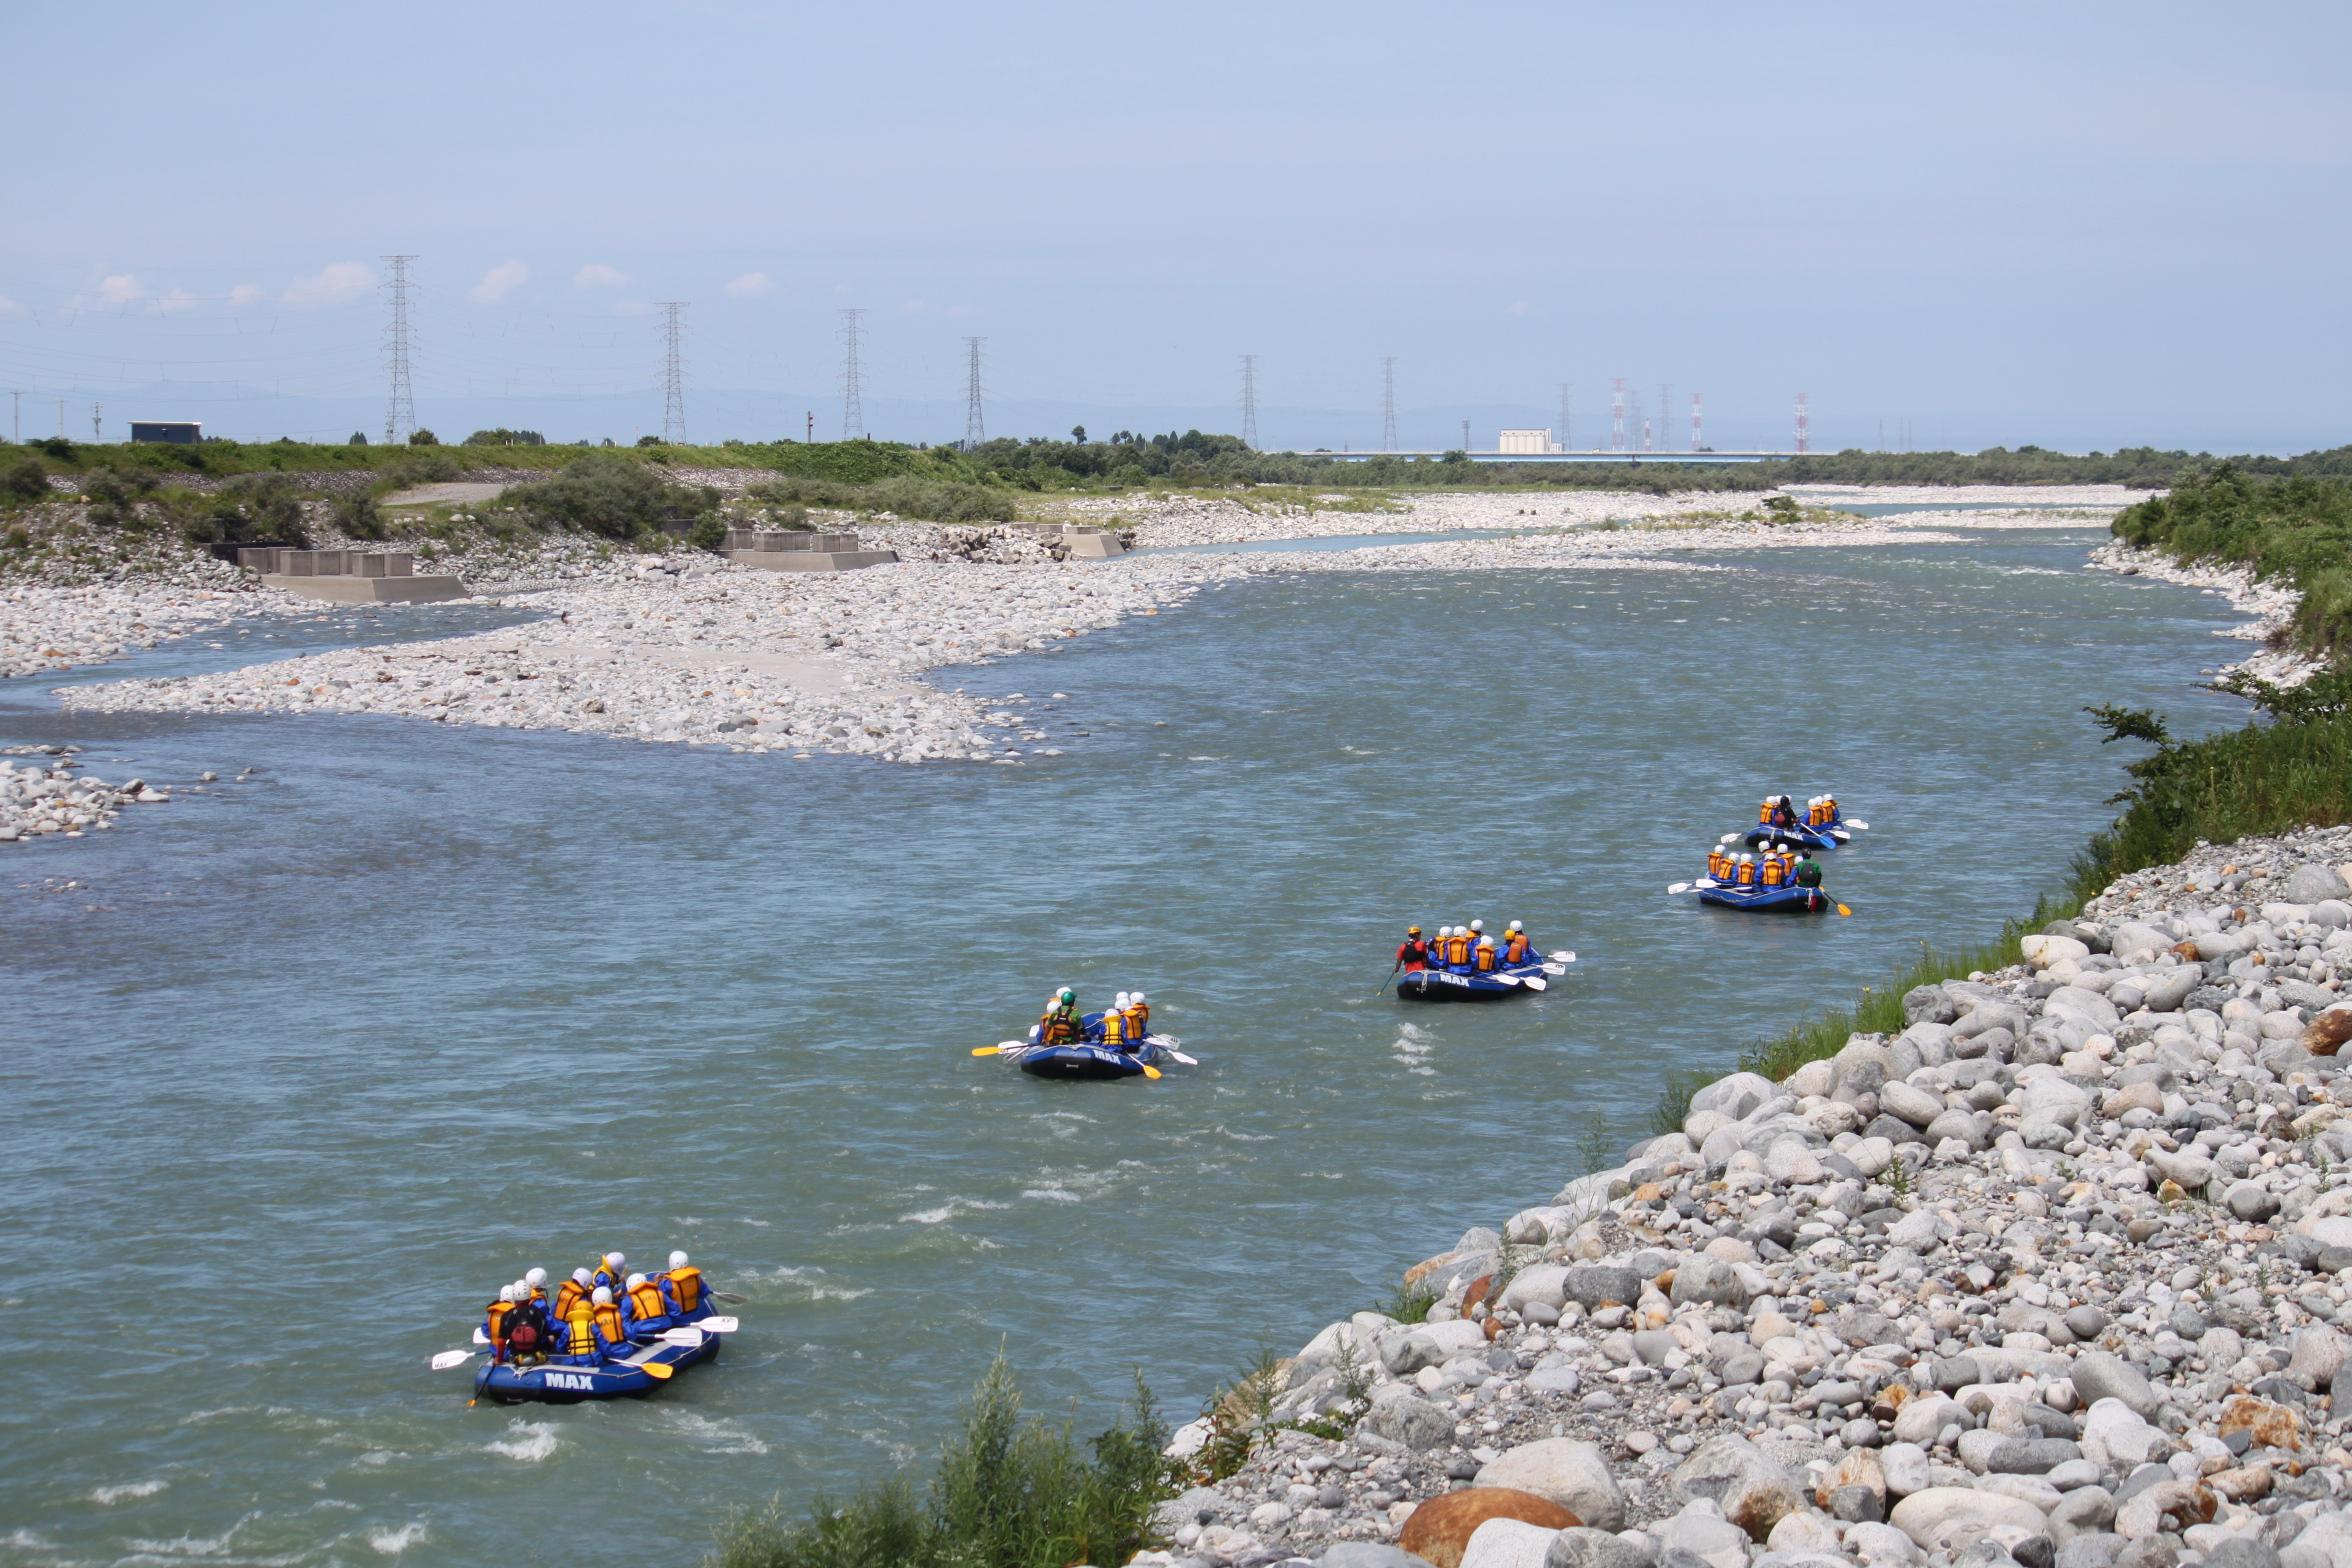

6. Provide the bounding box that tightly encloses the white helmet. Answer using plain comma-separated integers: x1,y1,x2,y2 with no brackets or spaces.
1478,935,1494,947
1469,919,1484,933
1114,991,1131,1008
525,1267,547,1289
1740,852,1755,862
1507,920,1523,932
605,1251,625,1272
626,1272,647,1290
572,1268,592,1287
1132,991,1146,1004
669,1250,689,1270
511,1280,530,1300
592,1286,613,1306
498,1284,516,1304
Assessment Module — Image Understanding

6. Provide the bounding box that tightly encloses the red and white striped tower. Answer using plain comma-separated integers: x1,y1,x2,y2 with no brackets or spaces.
1610,378,1626,452
1794,391,1810,455
1689,392,1704,453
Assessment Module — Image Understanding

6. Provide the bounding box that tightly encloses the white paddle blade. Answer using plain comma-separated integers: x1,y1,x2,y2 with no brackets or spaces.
1549,950,1575,963
1667,881,1691,895
661,1327,707,1347
431,1350,476,1371
1849,820,1869,830
696,1315,740,1334
1519,974,1548,991
472,1327,489,1346
1490,973,1519,986
1718,832,1740,843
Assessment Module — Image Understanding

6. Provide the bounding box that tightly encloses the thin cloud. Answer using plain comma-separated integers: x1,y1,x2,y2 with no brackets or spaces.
0,292,20,316
154,288,200,313
96,273,144,307
284,261,375,307
227,284,266,306
725,271,772,298
574,262,626,289
470,260,529,304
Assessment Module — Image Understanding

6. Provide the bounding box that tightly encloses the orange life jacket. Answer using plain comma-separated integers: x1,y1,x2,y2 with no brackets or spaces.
592,1301,627,1346
626,1280,666,1322
1737,860,1757,886
1759,800,1774,824
1761,858,1786,887
1445,932,1471,965
1124,1004,1149,1040
552,1279,588,1320
662,1266,705,1314
1473,944,1498,972
486,1300,514,1343
1504,934,1531,964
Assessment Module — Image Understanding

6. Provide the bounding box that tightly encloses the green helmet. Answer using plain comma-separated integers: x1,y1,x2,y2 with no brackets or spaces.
1058,987,1075,1003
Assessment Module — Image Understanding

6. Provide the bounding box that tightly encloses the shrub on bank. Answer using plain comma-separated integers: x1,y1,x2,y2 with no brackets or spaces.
752,475,1017,524
709,1354,1179,1568
0,449,50,504
178,473,308,549
504,454,719,542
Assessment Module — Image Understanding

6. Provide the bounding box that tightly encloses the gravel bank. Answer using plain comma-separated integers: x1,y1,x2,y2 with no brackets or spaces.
1140,828,2352,1568
1,748,177,842
2088,544,2318,690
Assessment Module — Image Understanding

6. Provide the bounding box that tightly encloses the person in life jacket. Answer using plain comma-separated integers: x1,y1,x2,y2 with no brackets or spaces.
1443,925,1473,968
1770,794,1799,830
1759,852,1787,888
1793,853,1823,889
554,1295,603,1366
1735,852,1758,887
591,1252,627,1295
484,1285,518,1362
1392,925,1429,976
552,1267,593,1324
1101,994,1132,1051
657,1250,707,1320
1429,926,1451,967
522,1267,550,1314
621,1272,672,1339
503,1281,551,1366
1124,992,1150,1042
1039,988,1081,1046
1502,922,1535,967
589,1287,631,1359
1472,936,1500,973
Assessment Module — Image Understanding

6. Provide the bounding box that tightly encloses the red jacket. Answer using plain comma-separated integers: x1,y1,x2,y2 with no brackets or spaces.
1395,939,1429,971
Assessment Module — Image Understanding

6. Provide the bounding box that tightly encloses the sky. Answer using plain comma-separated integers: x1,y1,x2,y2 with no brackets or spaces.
3,1,2349,453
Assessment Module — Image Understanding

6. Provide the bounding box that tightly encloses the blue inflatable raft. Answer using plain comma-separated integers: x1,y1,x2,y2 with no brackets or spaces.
1741,818,1847,851
1017,1042,1159,1080
1395,964,1545,1001
473,1326,720,1405
1698,882,1832,914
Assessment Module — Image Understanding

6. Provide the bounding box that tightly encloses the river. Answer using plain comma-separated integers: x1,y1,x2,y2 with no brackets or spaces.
0,523,2244,1565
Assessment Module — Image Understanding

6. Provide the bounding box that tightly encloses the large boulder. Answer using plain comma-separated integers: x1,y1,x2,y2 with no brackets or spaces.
1673,1434,1805,1540
1399,1488,1581,1568
1690,1072,1776,1122
1886,1488,2049,1554
1501,1265,1572,1314
2283,864,2352,905
1461,1518,1567,1568
2070,1353,2160,1421
1363,1388,1456,1450
1670,1255,1752,1311
1562,1265,1643,1310
1476,1438,1627,1531
1545,1527,1657,1568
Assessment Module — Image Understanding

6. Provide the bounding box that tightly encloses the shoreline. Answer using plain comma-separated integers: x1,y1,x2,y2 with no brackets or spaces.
36,491,2142,764
2086,541,2318,690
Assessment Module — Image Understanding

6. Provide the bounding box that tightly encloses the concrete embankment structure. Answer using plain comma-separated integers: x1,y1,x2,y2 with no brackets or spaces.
723,529,899,573
238,547,470,604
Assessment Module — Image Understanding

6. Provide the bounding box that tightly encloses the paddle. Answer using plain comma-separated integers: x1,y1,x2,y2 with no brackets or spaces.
1548,950,1576,964
634,1360,677,1380
710,1291,747,1306
694,1314,741,1334
1666,879,1722,895
1143,1037,1198,1066
971,1039,1031,1057
430,1349,479,1371
1515,973,1548,992
658,1327,706,1348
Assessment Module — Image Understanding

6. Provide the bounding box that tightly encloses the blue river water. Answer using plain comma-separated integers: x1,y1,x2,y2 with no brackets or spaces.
0,524,2245,1565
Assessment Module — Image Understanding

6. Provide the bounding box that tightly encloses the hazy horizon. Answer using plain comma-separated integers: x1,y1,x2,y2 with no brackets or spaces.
4,1,2348,453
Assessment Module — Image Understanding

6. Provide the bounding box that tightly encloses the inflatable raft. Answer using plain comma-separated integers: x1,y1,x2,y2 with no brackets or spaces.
1741,818,1847,851
1698,882,1832,914
1395,964,1549,1001
473,1326,720,1405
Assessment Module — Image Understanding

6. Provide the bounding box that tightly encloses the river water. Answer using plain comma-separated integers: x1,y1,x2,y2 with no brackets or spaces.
0,525,2244,1565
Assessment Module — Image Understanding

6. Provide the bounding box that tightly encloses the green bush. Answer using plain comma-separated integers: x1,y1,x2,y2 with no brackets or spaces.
408,428,440,446
709,1354,1178,1568
752,475,1015,524
84,470,159,531
506,454,715,542
0,450,50,503
180,473,309,548
687,512,729,551
332,489,389,541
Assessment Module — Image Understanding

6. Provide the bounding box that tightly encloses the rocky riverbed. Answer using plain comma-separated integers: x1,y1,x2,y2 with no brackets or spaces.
1,748,178,842
1134,827,2352,1568
47,492,2150,763
2088,544,2317,690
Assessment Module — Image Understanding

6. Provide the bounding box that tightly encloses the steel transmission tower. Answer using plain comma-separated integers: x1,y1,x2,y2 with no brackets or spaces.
1658,383,1672,453
963,337,986,449
1557,383,1571,452
91,401,102,441
1240,354,1258,450
658,302,687,443
839,309,866,440
1380,357,1398,452
1794,391,1810,455
1690,391,1705,453
1610,378,1626,452
381,254,416,445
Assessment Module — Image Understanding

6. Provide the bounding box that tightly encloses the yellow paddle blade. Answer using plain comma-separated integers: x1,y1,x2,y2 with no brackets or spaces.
1141,1063,1163,1080
970,1045,1002,1056
1836,903,1853,917
640,1360,674,1380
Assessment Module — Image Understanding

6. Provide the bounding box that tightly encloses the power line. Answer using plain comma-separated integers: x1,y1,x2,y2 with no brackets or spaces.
1240,354,1258,450
963,336,985,449
381,254,416,444
1381,356,1397,452
839,308,865,441
659,302,687,443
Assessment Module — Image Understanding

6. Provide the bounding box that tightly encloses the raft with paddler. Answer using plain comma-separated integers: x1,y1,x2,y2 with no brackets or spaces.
429,1249,745,1404
972,986,1199,1082
1385,918,1575,1002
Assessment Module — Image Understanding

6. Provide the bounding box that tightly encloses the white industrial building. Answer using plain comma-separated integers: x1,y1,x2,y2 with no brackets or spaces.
1497,428,1556,455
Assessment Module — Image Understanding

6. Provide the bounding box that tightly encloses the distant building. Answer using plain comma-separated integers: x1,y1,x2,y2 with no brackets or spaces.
130,420,201,444
1498,428,1553,455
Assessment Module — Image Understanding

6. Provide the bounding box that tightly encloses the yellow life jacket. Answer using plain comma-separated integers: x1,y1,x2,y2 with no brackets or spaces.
663,1266,704,1314
1101,1008,1128,1046
1759,800,1775,824
560,1304,597,1357
1124,1004,1149,1040
486,1300,514,1342
626,1280,666,1322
